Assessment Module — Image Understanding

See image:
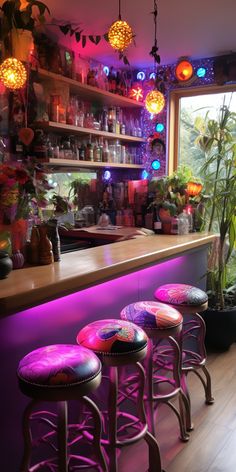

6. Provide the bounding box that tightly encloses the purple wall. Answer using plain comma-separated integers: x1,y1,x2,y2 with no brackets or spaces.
0,247,208,470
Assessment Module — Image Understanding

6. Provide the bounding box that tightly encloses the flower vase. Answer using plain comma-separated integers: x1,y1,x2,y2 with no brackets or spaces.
11,29,34,62
11,250,24,269
0,219,28,255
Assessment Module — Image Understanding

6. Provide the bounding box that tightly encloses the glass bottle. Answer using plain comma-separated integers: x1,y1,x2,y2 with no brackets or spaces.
153,206,162,234
47,218,61,262
28,226,40,265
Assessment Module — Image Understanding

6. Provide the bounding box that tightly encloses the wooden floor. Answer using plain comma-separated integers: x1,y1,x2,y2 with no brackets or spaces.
118,344,236,472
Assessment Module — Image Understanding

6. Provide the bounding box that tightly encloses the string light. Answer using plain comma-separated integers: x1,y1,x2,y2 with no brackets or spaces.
108,0,133,52
0,58,27,90
145,90,165,114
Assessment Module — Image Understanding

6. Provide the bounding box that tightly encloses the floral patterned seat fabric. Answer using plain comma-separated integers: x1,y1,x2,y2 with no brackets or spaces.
77,319,147,355
120,301,182,330
17,344,101,386
154,284,208,307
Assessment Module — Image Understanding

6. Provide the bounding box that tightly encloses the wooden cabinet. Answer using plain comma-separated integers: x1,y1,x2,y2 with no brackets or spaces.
35,68,146,170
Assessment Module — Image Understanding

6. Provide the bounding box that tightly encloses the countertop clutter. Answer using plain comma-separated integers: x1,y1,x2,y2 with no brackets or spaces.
0,232,215,317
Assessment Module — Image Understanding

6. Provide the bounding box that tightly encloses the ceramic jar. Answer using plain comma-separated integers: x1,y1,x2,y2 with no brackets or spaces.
0,251,13,279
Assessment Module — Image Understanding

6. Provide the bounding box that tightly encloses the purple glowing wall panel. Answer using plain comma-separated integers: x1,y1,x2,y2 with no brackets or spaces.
0,248,208,471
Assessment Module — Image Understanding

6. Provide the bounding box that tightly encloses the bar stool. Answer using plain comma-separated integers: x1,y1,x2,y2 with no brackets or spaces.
154,283,214,428
120,301,190,442
77,319,163,472
17,344,108,472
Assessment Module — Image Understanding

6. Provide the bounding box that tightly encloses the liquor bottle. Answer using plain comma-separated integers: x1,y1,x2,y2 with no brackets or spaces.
28,226,40,265
153,206,163,234
47,218,61,262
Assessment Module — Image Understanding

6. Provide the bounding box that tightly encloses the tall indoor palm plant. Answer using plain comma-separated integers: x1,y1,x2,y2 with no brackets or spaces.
195,103,236,310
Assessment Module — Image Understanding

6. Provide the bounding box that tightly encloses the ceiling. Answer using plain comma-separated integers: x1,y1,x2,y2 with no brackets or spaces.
46,0,236,68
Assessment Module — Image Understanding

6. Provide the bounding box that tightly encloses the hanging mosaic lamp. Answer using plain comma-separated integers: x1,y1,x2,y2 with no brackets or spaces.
0,58,27,90
175,59,193,82
145,90,165,114
108,0,133,51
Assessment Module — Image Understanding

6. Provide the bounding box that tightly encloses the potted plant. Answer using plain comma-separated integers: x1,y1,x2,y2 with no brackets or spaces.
0,0,50,61
194,103,236,350
149,166,204,233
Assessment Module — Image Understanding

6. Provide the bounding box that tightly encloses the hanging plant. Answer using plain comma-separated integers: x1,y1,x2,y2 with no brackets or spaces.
59,24,130,65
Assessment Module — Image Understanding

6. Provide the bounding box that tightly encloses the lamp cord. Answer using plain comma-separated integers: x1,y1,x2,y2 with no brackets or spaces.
118,0,121,20
154,0,157,48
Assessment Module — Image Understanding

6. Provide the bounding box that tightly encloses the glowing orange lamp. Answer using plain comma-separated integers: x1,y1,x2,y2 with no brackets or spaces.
108,0,133,52
145,90,165,114
175,60,193,82
0,58,27,90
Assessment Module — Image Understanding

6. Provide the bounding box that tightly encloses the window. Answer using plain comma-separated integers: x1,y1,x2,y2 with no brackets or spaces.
168,84,236,175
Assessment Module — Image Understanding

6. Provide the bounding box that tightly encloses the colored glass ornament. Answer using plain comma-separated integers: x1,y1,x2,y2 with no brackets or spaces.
175,60,193,82
130,86,143,102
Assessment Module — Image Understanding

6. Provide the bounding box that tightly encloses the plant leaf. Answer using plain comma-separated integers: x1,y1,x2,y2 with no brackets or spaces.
82,35,86,48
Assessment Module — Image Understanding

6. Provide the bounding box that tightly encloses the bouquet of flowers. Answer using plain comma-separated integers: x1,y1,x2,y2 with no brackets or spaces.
0,159,51,224
0,159,52,253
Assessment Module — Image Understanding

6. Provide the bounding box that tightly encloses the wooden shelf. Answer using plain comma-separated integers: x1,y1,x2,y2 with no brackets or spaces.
38,68,144,109
35,121,146,143
44,158,144,170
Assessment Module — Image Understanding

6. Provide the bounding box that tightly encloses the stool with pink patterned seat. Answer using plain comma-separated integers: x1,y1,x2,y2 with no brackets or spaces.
154,284,214,428
77,318,163,472
120,301,190,442
17,344,108,472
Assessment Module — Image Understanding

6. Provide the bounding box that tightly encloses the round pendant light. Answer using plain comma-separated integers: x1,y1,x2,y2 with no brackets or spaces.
108,20,133,51
0,58,27,90
145,90,165,115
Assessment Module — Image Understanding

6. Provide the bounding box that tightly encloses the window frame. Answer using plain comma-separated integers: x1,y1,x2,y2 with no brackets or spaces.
167,83,236,175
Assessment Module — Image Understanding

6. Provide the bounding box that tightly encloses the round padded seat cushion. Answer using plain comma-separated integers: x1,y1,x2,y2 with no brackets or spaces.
77,319,147,355
155,284,208,306
17,344,101,387
120,301,182,330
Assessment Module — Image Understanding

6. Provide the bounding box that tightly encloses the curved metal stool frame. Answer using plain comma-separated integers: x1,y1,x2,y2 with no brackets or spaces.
20,395,107,472
177,304,214,430
144,327,190,442
78,349,163,472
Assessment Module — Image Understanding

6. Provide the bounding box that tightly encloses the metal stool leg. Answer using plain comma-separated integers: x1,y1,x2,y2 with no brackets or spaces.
20,400,36,472
58,401,68,472
108,366,119,472
81,396,108,471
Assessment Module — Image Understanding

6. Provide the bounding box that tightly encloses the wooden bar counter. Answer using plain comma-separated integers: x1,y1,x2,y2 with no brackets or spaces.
0,232,215,317
0,231,215,470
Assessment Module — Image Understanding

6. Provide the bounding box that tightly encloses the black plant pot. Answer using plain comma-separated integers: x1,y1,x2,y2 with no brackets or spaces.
202,306,236,351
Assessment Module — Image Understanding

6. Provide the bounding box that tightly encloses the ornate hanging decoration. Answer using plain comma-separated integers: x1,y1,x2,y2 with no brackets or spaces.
0,58,27,90
108,0,134,52
145,0,165,114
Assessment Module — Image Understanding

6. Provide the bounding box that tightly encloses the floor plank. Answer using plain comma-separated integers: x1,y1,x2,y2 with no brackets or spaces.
118,344,236,472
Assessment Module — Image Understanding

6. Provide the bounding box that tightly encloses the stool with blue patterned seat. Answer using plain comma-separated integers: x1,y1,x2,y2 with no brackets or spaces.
77,318,163,472
120,301,190,442
154,283,214,428
17,344,108,472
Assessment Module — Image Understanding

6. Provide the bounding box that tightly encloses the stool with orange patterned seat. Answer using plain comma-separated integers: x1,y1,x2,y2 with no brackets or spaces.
120,301,190,442
154,283,214,428
77,318,163,472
